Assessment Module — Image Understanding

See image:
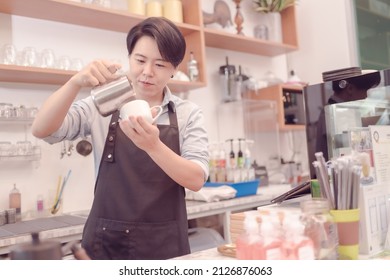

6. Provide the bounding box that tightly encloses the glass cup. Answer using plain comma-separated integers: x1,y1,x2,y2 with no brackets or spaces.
16,141,33,156
0,141,13,156
56,55,71,70
40,48,56,68
0,44,17,65
20,47,38,67
70,57,84,71
0,103,13,119
27,107,39,119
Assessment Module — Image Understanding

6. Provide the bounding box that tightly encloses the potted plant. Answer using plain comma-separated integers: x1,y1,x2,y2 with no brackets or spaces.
252,0,296,42
253,0,296,13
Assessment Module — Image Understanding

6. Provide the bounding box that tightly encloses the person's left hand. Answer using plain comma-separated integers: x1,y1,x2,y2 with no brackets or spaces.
119,115,161,152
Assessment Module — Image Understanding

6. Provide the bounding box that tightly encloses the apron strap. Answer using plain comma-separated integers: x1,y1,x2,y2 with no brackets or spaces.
103,111,120,163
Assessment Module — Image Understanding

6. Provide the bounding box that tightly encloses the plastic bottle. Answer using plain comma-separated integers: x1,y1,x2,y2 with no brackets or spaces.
244,140,251,169
226,139,236,182
187,51,199,81
216,142,227,182
236,212,261,260
37,195,44,212
244,140,256,181
9,183,21,222
208,143,217,182
286,69,305,86
237,138,244,169
282,213,315,260
253,214,283,260
226,139,236,169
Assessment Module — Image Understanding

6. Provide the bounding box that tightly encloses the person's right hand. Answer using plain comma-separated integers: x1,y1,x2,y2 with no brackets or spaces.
69,60,122,88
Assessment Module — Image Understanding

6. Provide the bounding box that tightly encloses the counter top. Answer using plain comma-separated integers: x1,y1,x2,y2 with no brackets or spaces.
173,247,233,260
0,184,291,257
186,184,290,219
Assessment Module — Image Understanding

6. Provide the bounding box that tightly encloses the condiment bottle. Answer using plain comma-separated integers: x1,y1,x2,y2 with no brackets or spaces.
9,183,21,222
187,51,199,81
37,195,44,212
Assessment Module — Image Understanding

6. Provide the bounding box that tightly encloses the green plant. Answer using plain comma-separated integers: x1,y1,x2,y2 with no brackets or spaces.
253,0,296,13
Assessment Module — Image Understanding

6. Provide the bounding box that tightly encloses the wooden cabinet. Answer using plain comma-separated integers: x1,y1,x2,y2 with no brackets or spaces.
246,84,305,131
0,0,298,92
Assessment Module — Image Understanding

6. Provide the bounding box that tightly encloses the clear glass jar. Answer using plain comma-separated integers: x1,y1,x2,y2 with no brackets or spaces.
300,198,339,260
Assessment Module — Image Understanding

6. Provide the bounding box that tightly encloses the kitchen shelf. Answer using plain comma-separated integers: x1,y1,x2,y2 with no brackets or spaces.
0,64,206,92
0,64,76,85
0,116,35,125
0,151,41,162
203,6,298,56
203,28,297,56
246,84,306,131
0,0,299,90
0,0,207,91
0,0,201,35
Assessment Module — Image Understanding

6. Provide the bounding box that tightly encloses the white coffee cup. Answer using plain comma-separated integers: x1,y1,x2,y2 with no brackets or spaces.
119,100,163,127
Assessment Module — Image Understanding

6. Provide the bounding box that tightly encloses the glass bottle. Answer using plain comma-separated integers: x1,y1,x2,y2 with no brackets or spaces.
9,183,21,222
300,198,338,260
187,51,199,81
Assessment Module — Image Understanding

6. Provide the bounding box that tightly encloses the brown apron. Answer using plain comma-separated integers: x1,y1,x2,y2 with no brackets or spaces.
81,102,190,259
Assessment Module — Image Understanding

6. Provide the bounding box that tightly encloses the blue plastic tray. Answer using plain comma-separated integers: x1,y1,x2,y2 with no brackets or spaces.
204,179,260,198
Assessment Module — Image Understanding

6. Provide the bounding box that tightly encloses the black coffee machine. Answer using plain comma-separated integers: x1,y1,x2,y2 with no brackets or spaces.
302,67,390,179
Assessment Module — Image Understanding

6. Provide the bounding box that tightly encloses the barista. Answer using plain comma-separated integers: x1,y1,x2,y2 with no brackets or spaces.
31,17,209,260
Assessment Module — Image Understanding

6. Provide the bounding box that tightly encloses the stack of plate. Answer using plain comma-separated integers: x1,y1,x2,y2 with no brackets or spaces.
322,67,362,82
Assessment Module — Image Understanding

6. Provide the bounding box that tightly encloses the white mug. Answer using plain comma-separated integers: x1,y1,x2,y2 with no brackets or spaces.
119,100,163,127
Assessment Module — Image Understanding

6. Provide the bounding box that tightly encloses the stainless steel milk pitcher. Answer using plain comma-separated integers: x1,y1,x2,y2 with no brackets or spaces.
91,75,136,117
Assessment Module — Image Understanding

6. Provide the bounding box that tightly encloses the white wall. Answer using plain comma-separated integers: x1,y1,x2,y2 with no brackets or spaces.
0,0,357,215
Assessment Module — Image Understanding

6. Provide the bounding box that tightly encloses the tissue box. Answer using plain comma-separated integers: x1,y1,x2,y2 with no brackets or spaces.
204,179,260,198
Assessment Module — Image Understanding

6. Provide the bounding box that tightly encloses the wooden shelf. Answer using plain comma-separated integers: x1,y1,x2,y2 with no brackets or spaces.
0,64,205,92
0,0,299,90
203,28,297,56
203,6,298,56
0,0,200,35
0,64,75,85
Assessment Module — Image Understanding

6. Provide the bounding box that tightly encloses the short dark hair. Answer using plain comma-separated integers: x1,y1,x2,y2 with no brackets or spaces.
126,17,186,68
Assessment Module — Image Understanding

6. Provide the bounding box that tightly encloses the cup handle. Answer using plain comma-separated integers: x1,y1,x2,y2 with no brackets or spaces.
150,105,163,124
